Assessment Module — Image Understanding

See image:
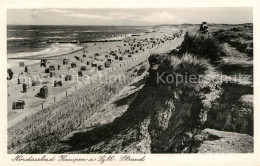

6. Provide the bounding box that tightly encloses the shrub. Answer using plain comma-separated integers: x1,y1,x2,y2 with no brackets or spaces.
148,53,210,85
213,28,253,57
228,27,244,32
148,53,168,67
179,31,226,61
157,56,181,75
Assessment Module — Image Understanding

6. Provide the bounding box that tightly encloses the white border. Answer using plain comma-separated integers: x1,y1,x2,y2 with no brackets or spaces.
1,0,260,166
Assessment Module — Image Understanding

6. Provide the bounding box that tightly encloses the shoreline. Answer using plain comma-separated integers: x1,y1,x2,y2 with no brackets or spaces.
7,44,86,68
7,38,128,63
46,39,123,44
7,46,86,61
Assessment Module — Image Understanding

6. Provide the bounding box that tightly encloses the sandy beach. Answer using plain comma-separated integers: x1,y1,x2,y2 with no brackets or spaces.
7,26,182,128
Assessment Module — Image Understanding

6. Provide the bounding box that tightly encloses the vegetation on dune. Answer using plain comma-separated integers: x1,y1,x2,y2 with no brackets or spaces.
148,53,170,67
148,52,210,86
179,31,226,61
179,53,209,76
213,26,253,57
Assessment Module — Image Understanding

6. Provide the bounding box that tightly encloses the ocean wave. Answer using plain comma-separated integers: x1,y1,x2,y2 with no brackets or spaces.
8,29,39,32
8,43,83,59
7,37,29,40
43,31,64,34
75,30,99,32
44,36,65,39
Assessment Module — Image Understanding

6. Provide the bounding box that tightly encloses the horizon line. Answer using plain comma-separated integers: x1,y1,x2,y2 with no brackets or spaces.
7,22,253,26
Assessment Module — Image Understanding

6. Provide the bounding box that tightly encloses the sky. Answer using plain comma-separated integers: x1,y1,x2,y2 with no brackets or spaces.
7,8,253,26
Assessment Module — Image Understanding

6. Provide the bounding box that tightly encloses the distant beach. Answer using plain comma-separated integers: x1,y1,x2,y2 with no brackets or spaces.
7,25,151,68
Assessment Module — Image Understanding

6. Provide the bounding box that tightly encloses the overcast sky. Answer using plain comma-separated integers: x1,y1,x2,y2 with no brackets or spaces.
7,8,252,26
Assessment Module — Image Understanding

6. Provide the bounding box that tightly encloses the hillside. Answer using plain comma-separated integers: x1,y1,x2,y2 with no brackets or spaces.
58,24,253,153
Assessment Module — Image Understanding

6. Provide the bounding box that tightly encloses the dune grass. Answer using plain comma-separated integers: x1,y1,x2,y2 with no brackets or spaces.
179,31,226,61
179,53,209,76
148,53,210,86
212,26,253,57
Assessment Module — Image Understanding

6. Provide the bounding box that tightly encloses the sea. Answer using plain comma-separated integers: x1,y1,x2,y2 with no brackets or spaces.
7,25,151,58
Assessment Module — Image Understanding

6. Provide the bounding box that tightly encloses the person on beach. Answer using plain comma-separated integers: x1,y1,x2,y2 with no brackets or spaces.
25,66,28,73
22,83,27,93
199,22,209,34
7,69,13,80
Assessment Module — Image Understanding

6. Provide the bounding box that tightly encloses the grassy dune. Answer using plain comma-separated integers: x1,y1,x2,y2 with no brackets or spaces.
212,24,253,57
62,25,254,153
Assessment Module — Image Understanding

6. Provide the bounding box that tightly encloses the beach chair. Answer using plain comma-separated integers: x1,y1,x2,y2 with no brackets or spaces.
74,56,80,61
65,75,72,81
71,63,77,68
81,66,87,71
22,83,27,93
91,61,98,67
39,86,48,99
78,70,83,77
24,66,28,73
45,68,50,73
105,61,111,68
7,69,13,80
49,65,55,70
98,65,104,71
12,100,25,110
107,58,113,63
31,81,40,86
63,59,69,65
54,81,62,87
40,59,47,67
19,62,25,67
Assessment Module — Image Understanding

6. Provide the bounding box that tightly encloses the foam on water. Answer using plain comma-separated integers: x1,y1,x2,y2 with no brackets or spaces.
7,37,30,40
8,43,83,59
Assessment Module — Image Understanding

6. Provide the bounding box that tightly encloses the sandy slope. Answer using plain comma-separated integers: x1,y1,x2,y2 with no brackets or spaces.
198,129,253,153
